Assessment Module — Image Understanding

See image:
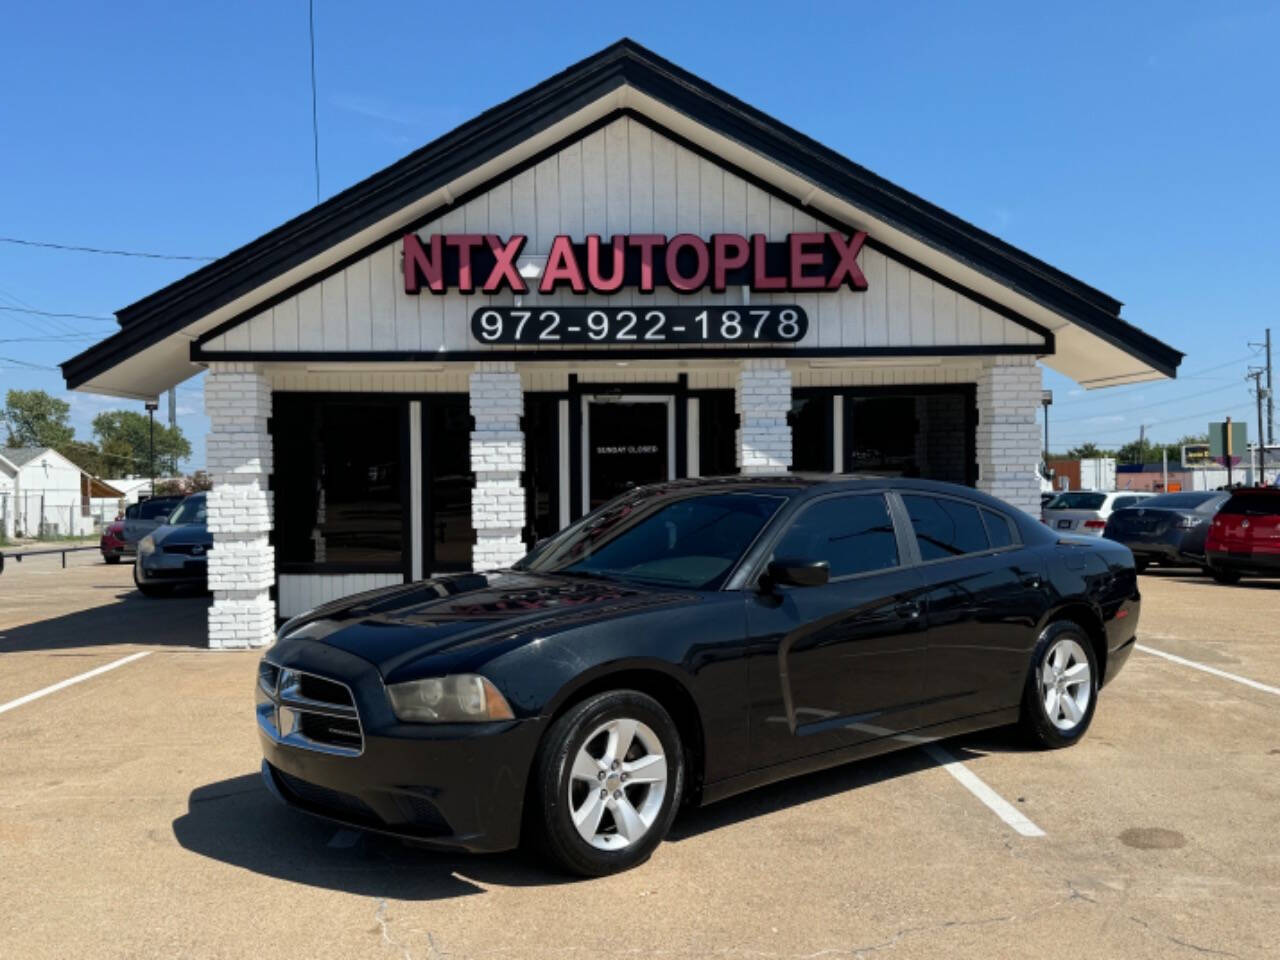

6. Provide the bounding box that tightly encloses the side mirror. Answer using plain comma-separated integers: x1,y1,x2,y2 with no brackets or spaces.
764,558,830,589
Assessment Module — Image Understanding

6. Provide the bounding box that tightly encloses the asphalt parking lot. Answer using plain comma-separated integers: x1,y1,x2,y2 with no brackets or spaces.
1,554,1277,959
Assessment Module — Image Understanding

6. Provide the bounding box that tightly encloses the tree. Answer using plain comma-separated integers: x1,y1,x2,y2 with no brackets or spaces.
2,389,74,448
91,410,191,477
1065,442,1114,459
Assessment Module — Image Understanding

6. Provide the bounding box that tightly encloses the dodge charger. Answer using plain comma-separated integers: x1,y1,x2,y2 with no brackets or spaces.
257,476,1139,875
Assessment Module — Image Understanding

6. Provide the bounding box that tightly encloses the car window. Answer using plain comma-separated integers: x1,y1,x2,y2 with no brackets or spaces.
770,494,898,578
1220,492,1280,516
1046,492,1106,510
1111,496,1144,511
125,503,139,519
523,491,785,589
138,498,177,520
902,495,990,560
981,508,1015,549
167,496,207,525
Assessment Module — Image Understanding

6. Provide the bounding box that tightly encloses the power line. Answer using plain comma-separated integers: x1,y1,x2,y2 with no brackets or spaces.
1054,401,1254,441
308,0,321,203
0,305,115,322
0,236,216,262
1052,381,1244,425
1048,354,1260,410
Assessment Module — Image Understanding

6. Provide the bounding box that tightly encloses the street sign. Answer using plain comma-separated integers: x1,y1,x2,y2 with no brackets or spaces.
1181,443,1212,468
1208,421,1247,467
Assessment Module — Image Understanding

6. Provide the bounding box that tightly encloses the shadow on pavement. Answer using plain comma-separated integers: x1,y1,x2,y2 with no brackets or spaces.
0,589,209,652
172,774,573,900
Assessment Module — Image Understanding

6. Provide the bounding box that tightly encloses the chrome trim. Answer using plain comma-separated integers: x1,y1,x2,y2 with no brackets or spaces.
256,659,365,757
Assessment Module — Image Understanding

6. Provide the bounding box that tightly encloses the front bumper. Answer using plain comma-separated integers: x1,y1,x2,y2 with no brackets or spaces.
257,639,544,853
134,550,206,584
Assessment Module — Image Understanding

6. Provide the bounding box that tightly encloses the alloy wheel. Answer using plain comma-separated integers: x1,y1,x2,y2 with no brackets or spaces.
1040,637,1092,731
567,717,668,850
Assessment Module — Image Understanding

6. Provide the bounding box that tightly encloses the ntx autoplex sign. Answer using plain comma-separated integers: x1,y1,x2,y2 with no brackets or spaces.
402,231,869,295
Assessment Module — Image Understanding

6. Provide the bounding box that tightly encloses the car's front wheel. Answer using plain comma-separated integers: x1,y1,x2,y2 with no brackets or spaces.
1019,621,1099,748
528,690,684,877
1211,568,1242,585
103,553,120,565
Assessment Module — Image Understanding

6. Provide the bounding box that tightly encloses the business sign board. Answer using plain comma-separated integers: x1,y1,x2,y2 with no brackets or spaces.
1208,421,1247,467
1180,442,1212,468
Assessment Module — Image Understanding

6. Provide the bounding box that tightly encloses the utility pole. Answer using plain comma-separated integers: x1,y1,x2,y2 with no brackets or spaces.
145,401,158,496
167,387,177,429
1249,328,1273,445
1225,416,1234,487
1041,390,1053,460
1248,367,1267,484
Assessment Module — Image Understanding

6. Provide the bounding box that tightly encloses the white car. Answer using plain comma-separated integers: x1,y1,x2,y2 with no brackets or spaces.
1041,490,1156,536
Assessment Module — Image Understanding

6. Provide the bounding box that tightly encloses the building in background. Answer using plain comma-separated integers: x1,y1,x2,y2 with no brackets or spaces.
0,447,123,538
60,41,1183,646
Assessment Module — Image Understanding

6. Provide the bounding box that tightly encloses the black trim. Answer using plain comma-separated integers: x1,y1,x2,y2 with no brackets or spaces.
674,373,688,480
192,344,1047,364
63,39,1181,388
567,375,582,522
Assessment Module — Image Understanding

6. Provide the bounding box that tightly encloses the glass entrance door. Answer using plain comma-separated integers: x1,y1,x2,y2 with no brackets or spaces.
582,395,675,512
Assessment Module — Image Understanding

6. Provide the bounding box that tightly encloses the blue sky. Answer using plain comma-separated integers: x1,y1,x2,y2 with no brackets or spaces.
2,1,1277,469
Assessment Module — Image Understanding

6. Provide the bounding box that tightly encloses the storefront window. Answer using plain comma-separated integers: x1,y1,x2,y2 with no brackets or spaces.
273,396,406,571
426,397,473,571
789,393,833,473
697,390,738,478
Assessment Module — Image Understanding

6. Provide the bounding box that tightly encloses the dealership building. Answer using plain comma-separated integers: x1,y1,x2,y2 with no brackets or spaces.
62,41,1182,648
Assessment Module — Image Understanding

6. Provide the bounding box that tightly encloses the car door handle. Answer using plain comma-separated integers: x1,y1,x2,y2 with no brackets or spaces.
894,601,921,619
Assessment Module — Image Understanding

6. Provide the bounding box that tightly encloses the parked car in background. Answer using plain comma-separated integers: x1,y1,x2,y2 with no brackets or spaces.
1041,490,1155,537
1204,488,1280,584
1103,491,1230,572
121,495,185,557
134,493,210,597
100,519,127,564
259,475,1139,876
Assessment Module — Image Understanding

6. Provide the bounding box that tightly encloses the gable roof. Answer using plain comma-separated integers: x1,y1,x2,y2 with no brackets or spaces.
61,38,1181,392
2,446,50,468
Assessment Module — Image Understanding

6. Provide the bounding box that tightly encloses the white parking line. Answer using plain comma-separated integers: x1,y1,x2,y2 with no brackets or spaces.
923,744,1045,838
0,652,152,716
1136,644,1280,697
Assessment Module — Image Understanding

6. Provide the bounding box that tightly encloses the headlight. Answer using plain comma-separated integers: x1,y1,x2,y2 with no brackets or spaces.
386,675,515,723
138,535,156,557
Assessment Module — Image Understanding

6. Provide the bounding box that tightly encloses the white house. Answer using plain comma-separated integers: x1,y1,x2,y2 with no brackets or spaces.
0,447,123,538
60,41,1183,648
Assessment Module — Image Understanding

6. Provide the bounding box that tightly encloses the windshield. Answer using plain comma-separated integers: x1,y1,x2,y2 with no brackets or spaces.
1046,492,1106,510
521,490,785,589
167,495,207,526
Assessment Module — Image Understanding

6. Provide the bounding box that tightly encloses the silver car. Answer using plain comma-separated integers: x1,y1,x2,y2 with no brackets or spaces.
1042,490,1156,537
133,494,210,596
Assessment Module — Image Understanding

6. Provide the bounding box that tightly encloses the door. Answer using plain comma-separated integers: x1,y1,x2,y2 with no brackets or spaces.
896,493,1049,725
582,395,675,513
746,492,930,768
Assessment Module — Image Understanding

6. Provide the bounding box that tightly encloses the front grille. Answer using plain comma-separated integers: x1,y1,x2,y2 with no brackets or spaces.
257,662,364,756
162,543,208,555
272,766,378,822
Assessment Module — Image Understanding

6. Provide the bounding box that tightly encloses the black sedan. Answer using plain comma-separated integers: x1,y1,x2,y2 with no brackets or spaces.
1103,490,1230,571
258,476,1139,876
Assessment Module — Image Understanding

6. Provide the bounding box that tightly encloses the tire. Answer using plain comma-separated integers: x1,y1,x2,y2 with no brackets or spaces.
528,690,685,877
1211,568,1242,585
1134,558,1149,574
103,553,121,565
1018,621,1099,749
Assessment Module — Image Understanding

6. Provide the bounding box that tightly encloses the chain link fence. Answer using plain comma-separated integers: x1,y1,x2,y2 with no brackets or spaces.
0,491,117,541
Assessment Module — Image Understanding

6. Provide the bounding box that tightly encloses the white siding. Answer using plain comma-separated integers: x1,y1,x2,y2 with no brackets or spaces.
277,573,405,619
201,117,1045,358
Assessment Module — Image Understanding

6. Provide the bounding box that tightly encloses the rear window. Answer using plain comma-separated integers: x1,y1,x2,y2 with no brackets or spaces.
1047,492,1106,510
1111,495,1147,511
1220,492,1280,516
902,495,990,560
1143,492,1223,511
138,498,179,520
981,508,1016,549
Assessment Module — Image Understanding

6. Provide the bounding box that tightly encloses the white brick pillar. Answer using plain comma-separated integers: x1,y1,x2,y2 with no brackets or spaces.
204,363,275,649
736,358,792,474
470,362,526,571
975,356,1042,515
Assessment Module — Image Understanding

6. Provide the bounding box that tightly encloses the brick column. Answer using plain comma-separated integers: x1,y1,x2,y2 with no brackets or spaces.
204,363,275,649
975,356,1042,515
469,362,526,571
736,358,792,474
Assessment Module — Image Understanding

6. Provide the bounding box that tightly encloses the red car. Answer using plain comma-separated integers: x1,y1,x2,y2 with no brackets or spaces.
1204,488,1280,584
100,519,127,564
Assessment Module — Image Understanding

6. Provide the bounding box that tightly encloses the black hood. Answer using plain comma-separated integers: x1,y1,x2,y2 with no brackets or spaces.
280,571,697,678
151,523,212,547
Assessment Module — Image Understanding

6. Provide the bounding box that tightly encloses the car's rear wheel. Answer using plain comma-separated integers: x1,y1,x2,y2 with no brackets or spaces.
528,690,684,877
103,553,121,565
1019,622,1098,749
1211,568,1242,585
1134,558,1149,573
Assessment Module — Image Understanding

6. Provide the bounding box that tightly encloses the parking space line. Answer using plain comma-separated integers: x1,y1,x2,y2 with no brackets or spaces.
923,744,1045,838
0,652,152,716
1136,644,1280,697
